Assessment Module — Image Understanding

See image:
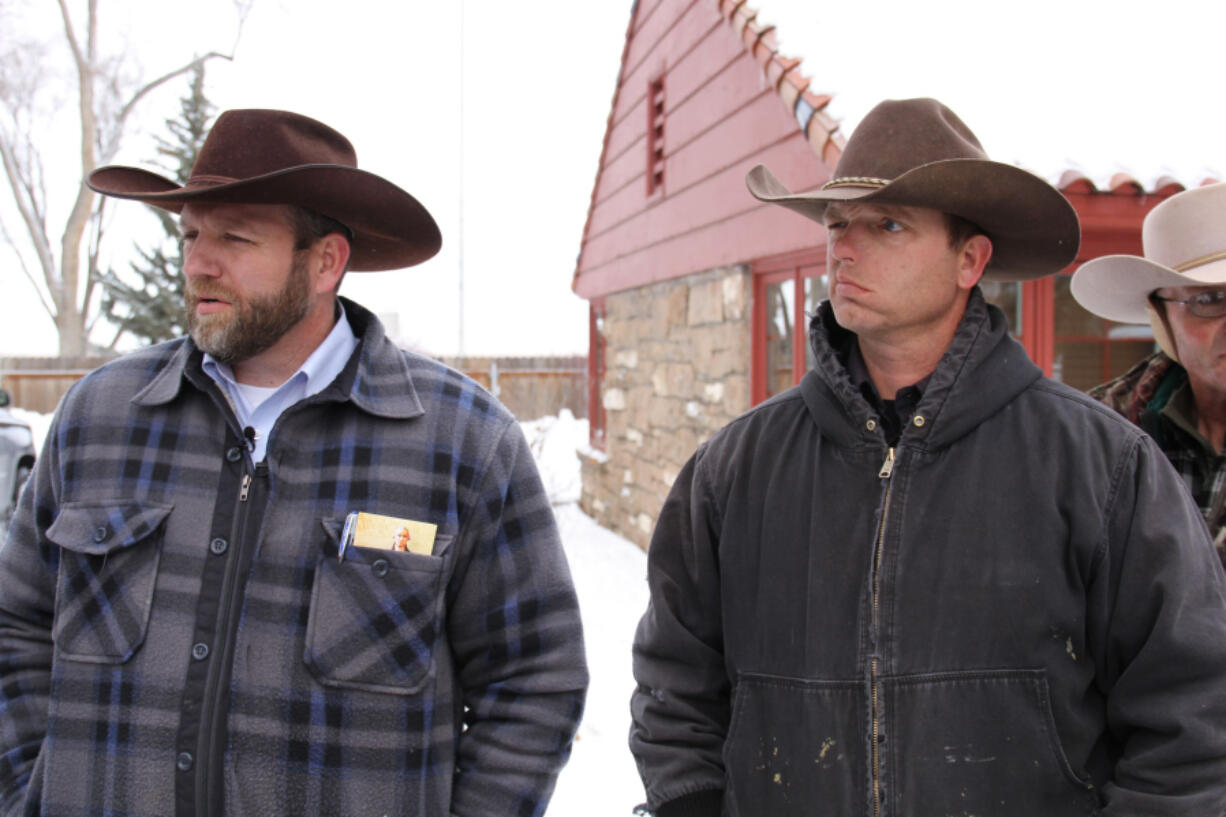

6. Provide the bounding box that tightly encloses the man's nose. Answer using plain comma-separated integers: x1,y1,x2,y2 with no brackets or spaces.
829,225,859,263
182,239,219,279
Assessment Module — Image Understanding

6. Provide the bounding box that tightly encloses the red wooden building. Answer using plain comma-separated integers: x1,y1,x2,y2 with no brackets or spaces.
572,0,1216,547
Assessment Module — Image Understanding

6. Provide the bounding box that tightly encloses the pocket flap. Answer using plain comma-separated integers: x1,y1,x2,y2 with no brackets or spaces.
48,500,173,555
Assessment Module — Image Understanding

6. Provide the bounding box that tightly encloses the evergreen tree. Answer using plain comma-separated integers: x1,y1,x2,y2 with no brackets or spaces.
99,64,215,346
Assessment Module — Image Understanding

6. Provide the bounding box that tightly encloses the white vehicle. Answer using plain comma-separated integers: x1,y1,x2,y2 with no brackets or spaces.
0,389,35,522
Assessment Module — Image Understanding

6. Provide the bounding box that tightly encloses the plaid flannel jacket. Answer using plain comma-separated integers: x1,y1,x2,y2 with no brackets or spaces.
1090,350,1226,560
0,299,587,817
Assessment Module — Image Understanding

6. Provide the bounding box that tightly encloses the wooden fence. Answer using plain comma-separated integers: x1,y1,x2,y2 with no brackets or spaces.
0,357,118,414
1,354,587,421
440,355,587,421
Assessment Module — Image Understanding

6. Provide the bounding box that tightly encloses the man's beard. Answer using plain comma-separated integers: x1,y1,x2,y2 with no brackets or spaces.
185,253,313,365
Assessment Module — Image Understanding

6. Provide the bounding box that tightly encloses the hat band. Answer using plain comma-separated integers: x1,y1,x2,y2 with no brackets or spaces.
1173,249,1226,273
822,176,890,190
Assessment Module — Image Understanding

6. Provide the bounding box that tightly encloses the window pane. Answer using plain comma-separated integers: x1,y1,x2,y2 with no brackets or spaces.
1051,275,1156,391
980,281,1022,336
803,274,828,372
1053,276,1102,337
766,279,795,397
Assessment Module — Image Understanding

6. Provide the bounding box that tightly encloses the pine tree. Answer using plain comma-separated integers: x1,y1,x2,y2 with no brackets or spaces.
99,64,215,346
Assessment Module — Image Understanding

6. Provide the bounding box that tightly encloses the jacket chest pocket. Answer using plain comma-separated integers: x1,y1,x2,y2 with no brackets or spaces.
47,500,172,664
305,522,452,696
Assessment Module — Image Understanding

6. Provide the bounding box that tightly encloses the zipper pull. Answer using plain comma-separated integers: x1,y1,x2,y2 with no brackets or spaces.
239,473,252,502
878,447,896,479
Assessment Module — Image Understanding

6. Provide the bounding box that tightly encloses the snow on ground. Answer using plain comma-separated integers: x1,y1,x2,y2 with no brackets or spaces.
519,412,650,816
9,407,652,813
9,408,50,454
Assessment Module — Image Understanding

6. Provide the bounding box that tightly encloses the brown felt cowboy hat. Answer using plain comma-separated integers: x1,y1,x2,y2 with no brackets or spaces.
87,108,440,271
1070,182,1226,361
745,97,1080,281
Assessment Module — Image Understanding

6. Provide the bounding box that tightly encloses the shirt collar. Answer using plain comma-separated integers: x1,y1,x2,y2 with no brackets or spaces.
133,297,424,421
200,301,358,402
841,337,930,406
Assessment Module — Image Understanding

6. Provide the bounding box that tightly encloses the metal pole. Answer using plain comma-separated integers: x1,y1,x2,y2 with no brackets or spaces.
457,0,466,356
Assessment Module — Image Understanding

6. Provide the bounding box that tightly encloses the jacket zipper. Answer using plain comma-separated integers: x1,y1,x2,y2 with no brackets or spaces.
196,467,258,816
871,446,896,817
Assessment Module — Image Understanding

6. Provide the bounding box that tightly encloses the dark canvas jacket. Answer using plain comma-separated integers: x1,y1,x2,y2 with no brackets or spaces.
630,291,1226,817
0,299,587,817
1090,351,1226,555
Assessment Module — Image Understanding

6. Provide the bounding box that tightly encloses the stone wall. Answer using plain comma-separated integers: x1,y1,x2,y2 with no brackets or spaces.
579,265,751,549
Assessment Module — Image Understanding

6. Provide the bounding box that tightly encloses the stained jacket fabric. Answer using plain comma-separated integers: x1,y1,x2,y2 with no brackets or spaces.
1089,350,1226,555
630,291,1226,817
0,298,588,817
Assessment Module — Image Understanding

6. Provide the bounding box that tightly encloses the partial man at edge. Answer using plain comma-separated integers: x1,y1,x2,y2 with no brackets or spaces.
0,109,587,817
1073,181,1226,557
629,97,1226,816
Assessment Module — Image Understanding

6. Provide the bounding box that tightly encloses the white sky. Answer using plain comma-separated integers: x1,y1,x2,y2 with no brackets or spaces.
2,0,1223,359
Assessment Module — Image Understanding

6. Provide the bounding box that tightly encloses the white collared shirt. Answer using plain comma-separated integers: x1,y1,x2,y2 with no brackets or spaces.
202,303,359,462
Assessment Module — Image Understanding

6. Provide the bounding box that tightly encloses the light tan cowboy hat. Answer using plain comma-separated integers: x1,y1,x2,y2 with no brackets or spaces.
745,97,1081,281
1071,182,1226,362
1071,182,1226,321
87,109,440,271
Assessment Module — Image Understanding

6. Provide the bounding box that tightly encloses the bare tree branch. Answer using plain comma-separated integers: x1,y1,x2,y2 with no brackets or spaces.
0,216,56,319
0,0,251,354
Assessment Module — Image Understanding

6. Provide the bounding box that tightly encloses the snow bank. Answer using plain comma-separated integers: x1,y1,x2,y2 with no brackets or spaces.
520,410,651,815
9,408,51,454
520,409,587,505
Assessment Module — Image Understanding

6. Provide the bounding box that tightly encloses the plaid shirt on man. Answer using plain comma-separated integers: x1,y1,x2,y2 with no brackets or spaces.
1090,350,1226,561
0,299,587,817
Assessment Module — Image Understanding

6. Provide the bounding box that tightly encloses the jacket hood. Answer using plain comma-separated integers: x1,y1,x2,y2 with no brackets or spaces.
803,288,1043,450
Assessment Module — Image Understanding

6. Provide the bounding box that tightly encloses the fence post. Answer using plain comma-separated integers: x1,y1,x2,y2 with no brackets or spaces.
489,361,500,398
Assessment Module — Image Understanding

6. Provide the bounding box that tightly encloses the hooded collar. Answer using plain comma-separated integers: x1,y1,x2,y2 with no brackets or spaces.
803,288,1042,450
132,296,424,420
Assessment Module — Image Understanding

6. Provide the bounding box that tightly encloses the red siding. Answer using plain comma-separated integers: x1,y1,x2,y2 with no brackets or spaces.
574,0,834,299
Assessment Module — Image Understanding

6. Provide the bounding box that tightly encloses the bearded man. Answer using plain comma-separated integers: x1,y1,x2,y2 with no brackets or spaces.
0,109,587,817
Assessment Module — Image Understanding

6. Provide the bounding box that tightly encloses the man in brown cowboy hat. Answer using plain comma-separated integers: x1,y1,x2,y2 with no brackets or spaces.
1072,182,1226,556
629,98,1226,816
0,109,587,816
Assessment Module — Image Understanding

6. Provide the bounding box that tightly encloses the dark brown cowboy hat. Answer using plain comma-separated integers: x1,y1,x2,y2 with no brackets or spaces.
87,108,440,271
746,98,1080,281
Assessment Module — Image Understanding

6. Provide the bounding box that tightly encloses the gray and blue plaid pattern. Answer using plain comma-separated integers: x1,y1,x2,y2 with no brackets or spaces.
0,299,587,817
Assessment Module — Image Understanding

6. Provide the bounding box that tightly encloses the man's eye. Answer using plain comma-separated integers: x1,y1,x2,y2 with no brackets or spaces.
825,220,847,231
223,233,251,243
881,219,903,233
1194,290,1226,306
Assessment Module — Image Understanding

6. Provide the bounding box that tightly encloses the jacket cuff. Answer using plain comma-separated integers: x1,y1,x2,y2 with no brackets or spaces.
655,789,723,817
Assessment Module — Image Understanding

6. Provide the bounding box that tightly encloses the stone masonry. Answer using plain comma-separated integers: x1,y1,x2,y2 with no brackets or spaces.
579,265,751,550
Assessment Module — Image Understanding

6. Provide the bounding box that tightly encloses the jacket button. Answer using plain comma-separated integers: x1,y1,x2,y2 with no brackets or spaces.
176,752,194,772
92,525,110,543
912,415,926,427
372,559,390,578
209,537,229,556
225,446,243,462
866,419,877,431
191,642,210,661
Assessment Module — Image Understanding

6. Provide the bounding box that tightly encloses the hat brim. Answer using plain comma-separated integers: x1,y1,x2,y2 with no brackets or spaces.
746,161,1080,281
1070,254,1226,324
88,164,441,272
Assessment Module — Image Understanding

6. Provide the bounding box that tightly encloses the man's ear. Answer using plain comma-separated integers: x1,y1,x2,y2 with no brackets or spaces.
957,234,993,290
313,233,351,295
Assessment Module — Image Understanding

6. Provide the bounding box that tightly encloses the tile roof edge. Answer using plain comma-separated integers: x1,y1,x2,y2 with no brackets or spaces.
715,0,843,173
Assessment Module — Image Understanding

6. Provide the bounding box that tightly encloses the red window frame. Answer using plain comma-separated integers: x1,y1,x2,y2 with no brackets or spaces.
588,300,607,449
751,249,825,405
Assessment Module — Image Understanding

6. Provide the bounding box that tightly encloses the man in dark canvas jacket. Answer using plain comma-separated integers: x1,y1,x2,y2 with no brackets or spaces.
0,109,587,816
629,98,1226,816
